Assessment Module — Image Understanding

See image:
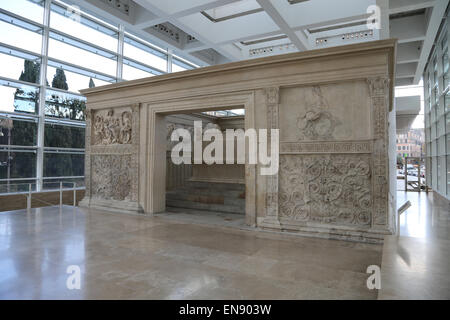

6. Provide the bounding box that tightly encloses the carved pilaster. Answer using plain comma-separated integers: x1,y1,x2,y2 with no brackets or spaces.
83,108,92,204
266,87,279,131
367,77,390,227
130,103,140,202
264,87,280,227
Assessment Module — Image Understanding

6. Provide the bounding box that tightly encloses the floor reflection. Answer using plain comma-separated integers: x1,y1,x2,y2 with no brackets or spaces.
0,205,382,300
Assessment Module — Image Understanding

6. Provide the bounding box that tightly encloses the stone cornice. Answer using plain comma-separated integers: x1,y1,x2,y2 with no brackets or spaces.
81,40,396,111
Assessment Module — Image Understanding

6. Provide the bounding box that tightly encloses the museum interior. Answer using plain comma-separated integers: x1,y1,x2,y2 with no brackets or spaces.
0,0,448,300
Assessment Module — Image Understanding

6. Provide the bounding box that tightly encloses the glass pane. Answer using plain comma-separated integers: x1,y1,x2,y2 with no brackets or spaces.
0,79,39,113
44,123,85,148
447,155,450,197
45,89,86,120
172,57,195,73
437,116,445,137
122,63,156,81
42,177,85,190
445,92,450,113
432,156,437,189
431,105,436,123
43,152,84,177
48,38,117,76
0,118,37,146
0,150,36,179
47,65,112,94
0,179,37,193
445,71,450,93
50,2,118,52
123,36,167,72
444,48,449,71
438,135,446,156
0,0,45,24
0,19,42,54
446,113,450,134
0,48,41,84
48,59,116,83
447,134,450,154
438,156,446,192
172,63,187,73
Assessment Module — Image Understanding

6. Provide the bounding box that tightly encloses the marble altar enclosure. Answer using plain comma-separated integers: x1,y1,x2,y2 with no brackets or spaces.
80,40,397,243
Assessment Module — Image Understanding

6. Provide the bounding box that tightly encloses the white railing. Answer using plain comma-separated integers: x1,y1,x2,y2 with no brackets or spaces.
397,201,411,236
1,181,84,212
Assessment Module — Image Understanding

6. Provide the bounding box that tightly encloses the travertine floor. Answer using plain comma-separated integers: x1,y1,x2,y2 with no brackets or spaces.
378,191,450,299
0,206,382,299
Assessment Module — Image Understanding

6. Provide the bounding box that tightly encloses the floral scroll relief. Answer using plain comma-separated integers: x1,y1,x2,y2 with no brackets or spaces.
93,109,132,145
91,154,132,201
279,154,372,226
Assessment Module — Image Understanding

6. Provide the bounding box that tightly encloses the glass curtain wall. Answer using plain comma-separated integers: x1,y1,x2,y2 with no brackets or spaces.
0,0,198,193
423,10,450,200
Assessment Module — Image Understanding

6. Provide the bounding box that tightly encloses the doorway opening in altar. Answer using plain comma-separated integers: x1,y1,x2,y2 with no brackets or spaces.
162,108,247,227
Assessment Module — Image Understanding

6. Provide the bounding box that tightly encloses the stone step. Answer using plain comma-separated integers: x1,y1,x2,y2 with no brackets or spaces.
166,190,245,206
184,180,245,191
167,187,245,199
166,199,245,214
166,181,245,214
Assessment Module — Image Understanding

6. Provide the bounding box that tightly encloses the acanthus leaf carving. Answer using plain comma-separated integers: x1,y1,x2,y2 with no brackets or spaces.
278,154,372,226
367,77,389,97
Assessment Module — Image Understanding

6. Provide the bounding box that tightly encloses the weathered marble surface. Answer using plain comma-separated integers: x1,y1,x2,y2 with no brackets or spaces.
80,40,397,243
80,104,142,213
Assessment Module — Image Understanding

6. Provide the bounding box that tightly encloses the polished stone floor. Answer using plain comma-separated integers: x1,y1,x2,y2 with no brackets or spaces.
1,191,448,300
379,191,450,299
0,205,382,299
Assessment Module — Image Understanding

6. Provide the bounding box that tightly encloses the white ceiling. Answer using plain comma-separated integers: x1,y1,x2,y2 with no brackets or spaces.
67,0,449,87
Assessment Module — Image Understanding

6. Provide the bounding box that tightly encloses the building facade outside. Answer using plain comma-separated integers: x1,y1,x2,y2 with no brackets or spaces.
396,128,425,158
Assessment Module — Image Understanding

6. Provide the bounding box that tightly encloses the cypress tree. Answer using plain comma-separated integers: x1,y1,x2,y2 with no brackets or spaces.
19,59,40,84
89,78,95,88
14,59,40,113
51,67,69,90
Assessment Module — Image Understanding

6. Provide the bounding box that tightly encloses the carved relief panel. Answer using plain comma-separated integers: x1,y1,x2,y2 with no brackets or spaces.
84,104,140,207
91,154,133,201
92,109,133,145
279,81,371,142
262,77,391,236
278,154,372,226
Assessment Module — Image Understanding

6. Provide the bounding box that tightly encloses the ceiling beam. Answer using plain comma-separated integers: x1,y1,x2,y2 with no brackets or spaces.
256,0,308,51
133,0,239,61
134,0,242,29
389,0,436,15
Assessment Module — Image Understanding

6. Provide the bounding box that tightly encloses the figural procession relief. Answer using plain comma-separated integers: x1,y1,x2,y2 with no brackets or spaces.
88,107,138,202
93,109,132,145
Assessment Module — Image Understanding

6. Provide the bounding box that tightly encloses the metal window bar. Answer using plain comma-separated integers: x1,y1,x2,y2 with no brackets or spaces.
1,0,199,195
